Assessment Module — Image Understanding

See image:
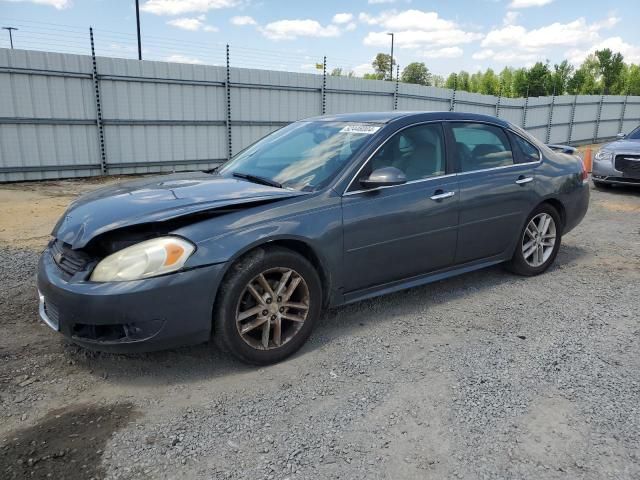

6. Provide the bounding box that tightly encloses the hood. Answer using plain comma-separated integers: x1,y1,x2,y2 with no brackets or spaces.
601,138,640,151
53,172,308,249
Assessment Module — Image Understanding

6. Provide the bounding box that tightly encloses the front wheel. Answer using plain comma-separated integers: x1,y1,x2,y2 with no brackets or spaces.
213,247,322,365
506,204,562,276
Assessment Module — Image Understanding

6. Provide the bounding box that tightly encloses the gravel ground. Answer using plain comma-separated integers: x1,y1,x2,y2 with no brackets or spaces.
0,180,639,479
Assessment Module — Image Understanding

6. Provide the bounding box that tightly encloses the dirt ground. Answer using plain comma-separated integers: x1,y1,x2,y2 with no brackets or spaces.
0,175,638,480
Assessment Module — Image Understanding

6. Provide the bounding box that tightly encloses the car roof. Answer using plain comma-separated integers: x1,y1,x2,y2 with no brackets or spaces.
304,111,513,128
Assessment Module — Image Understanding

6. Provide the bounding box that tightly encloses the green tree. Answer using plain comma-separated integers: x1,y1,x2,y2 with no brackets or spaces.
432,74,445,88
526,62,552,96
470,71,483,93
512,68,528,97
330,67,343,77
400,62,431,85
595,48,625,94
457,71,471,91
445,72,458,89
480,68,500,95
567,55,599,94
550,60,574,95
372,53,396,80
498,67,514,97
625,64,640,95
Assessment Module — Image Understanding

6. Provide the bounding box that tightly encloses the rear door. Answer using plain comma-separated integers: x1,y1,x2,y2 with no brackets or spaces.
446,122,540,264
341,122,459,292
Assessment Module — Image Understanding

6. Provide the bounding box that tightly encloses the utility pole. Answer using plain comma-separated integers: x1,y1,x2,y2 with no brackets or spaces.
135,0,142,60
387,32,394,81
2,27,17,49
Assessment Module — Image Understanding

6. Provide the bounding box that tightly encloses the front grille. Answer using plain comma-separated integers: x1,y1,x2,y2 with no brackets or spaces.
50,239,91,277
44,300,60,326
615,155,640,177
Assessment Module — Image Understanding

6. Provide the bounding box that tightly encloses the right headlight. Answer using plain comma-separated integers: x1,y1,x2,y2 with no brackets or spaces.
90,236,195,282
594,150,613,162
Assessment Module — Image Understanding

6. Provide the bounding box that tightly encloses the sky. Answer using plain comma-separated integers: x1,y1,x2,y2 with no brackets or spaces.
1,0,640,77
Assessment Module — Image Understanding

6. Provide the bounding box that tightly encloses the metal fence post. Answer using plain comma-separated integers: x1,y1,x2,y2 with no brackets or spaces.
618,93,629,135
321,56,327,115
89,27,107,174
225,44,232,160
568,94,577,144
495,81,502,118
449,88,456,112
593,94,604,143
521,96,529,129
393,64,399,110
545,95,555,144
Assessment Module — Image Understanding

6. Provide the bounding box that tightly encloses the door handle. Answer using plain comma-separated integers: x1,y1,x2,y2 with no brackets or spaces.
430,191,455,200
515,176,534,185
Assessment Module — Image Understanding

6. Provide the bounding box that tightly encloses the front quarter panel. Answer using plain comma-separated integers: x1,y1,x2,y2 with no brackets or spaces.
173,190,344,293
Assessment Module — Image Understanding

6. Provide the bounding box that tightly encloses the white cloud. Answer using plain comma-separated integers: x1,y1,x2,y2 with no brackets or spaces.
422,47,464,59
508,0,553,8
332,13,353,24
503,11,520,25
473,49,540,63
361,9,482,50
260,19,340,40
352,62,374,76
230,15,257,26
165,54,204,64
203,25,218,32
167,16,206,31
140,0,239,16
368,0,397,4
567,36,640,65
482,15,619,51
345,22,357,32
4,0,70,8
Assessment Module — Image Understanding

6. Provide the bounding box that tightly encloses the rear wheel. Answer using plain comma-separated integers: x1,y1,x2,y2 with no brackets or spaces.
507,204,562,276
213,247,322,365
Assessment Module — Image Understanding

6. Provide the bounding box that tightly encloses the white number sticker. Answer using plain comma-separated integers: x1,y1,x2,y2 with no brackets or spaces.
340,124,381,135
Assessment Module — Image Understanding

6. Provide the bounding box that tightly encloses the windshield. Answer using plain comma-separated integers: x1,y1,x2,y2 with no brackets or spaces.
627,126,640,140
218,121,381,191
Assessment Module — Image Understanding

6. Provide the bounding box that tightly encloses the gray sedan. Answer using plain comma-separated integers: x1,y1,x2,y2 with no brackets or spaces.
37,111,589,364
592,126,640,188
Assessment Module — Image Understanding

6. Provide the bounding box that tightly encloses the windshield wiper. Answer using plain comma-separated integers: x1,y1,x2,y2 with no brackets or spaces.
232,172,283,189
203,164,222,174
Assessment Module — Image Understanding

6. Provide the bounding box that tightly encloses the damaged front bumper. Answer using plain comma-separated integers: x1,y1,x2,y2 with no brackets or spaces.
36,247,225,353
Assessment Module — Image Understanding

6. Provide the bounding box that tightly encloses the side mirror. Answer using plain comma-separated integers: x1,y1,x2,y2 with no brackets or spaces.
617,133,626,139
360,166,407,189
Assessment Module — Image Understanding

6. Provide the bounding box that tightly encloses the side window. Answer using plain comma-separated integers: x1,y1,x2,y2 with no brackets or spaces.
509,132,540,163
364,123,446,183
451,123,514,172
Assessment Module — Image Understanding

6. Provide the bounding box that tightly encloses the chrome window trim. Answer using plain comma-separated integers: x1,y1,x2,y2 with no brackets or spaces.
342,119,543,196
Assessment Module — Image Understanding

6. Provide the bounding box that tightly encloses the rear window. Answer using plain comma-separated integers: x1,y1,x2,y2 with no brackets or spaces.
510,133,540,163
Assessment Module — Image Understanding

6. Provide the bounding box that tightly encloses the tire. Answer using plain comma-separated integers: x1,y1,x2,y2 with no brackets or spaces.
592,180,612,189
506,203,563,276
213,246,322,365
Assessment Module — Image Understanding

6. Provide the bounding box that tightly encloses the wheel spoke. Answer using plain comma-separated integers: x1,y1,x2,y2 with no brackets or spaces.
257,274,275,298
281,312,305,323
237,305,263,321
247,284,266,305
537,245,544,264
540,216,551,235
541,240,554,247
283,302,309,311
524,244,537,260
261,317,271,348
240,316,268,335
523,239,535,251
525,226,536,240
283,276,302,302
272,316,282,346
275,269,293,296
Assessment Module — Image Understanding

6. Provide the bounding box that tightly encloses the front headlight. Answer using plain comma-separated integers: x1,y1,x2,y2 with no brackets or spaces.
595,150,613,162
90,236,195,282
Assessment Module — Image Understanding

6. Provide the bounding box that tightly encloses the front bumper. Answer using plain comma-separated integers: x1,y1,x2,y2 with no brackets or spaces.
37,248,225,353
592,154,640,186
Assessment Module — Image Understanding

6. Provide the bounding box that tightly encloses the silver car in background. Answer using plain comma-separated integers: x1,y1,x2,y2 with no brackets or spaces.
592,126,640,188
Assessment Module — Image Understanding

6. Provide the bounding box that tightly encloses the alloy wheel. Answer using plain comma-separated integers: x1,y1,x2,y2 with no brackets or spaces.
235,267,310,350
522,213,557,267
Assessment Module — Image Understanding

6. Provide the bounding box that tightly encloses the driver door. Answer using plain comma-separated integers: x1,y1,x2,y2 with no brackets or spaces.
341,122,459,293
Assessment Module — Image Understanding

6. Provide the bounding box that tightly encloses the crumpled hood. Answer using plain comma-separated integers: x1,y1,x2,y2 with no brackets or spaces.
53,172,307,249
601,138,640,151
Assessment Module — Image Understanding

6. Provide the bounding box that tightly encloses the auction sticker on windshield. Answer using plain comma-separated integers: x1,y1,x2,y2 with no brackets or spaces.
340,124,381,135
